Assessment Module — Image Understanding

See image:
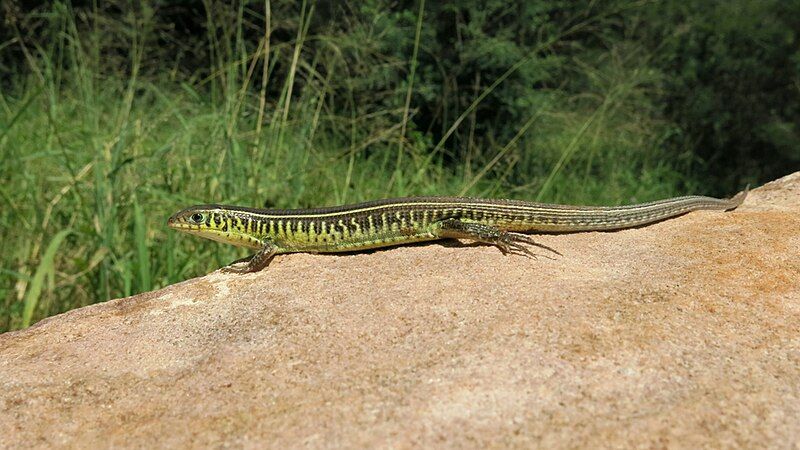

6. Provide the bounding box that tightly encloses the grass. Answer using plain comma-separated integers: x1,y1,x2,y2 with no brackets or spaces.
0,3,691,331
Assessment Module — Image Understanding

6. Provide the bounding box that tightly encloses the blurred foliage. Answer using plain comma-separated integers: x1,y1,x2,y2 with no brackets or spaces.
4,0,797,192
647,0,800,192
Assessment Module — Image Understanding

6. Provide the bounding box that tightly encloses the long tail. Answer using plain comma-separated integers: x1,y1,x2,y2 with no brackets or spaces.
725,185,749,210
516,186,749,232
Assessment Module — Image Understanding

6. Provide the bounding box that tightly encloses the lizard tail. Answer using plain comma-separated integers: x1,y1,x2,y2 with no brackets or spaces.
726,185,750,210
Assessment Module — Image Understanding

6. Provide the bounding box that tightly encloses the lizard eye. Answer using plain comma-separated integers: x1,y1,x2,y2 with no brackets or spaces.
190,213,205,224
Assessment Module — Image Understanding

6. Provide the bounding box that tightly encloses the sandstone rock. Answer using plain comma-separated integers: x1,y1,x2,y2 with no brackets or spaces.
2,174,799,449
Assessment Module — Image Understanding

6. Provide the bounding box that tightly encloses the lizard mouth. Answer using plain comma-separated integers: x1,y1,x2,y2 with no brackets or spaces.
166,215,188,229
167,221,203,233
166,216,178,228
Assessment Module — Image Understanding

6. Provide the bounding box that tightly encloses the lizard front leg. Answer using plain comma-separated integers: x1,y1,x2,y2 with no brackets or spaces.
222,242,279,273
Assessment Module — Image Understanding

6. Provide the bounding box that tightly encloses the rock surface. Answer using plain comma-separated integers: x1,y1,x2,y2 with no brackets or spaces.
2,174,800,449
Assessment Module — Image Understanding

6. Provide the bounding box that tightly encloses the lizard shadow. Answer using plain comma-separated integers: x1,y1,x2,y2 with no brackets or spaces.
229,239,558,270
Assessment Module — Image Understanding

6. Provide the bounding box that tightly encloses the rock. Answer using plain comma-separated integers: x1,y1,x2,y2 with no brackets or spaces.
2,174,800,449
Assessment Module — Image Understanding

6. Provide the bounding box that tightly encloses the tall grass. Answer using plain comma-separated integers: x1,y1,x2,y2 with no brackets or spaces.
0,2,687,331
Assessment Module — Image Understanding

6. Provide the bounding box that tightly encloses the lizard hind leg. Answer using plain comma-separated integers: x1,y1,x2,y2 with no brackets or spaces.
432,218,561,259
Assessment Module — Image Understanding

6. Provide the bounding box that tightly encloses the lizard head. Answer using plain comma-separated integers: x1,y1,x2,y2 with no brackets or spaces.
167,205,263,249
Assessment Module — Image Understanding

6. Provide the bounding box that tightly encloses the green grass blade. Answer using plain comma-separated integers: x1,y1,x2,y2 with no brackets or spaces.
134,199,152,292
0,87,43,143
22,229,71,328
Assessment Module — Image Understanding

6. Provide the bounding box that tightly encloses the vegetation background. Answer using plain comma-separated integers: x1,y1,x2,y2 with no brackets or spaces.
1,0,798,331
